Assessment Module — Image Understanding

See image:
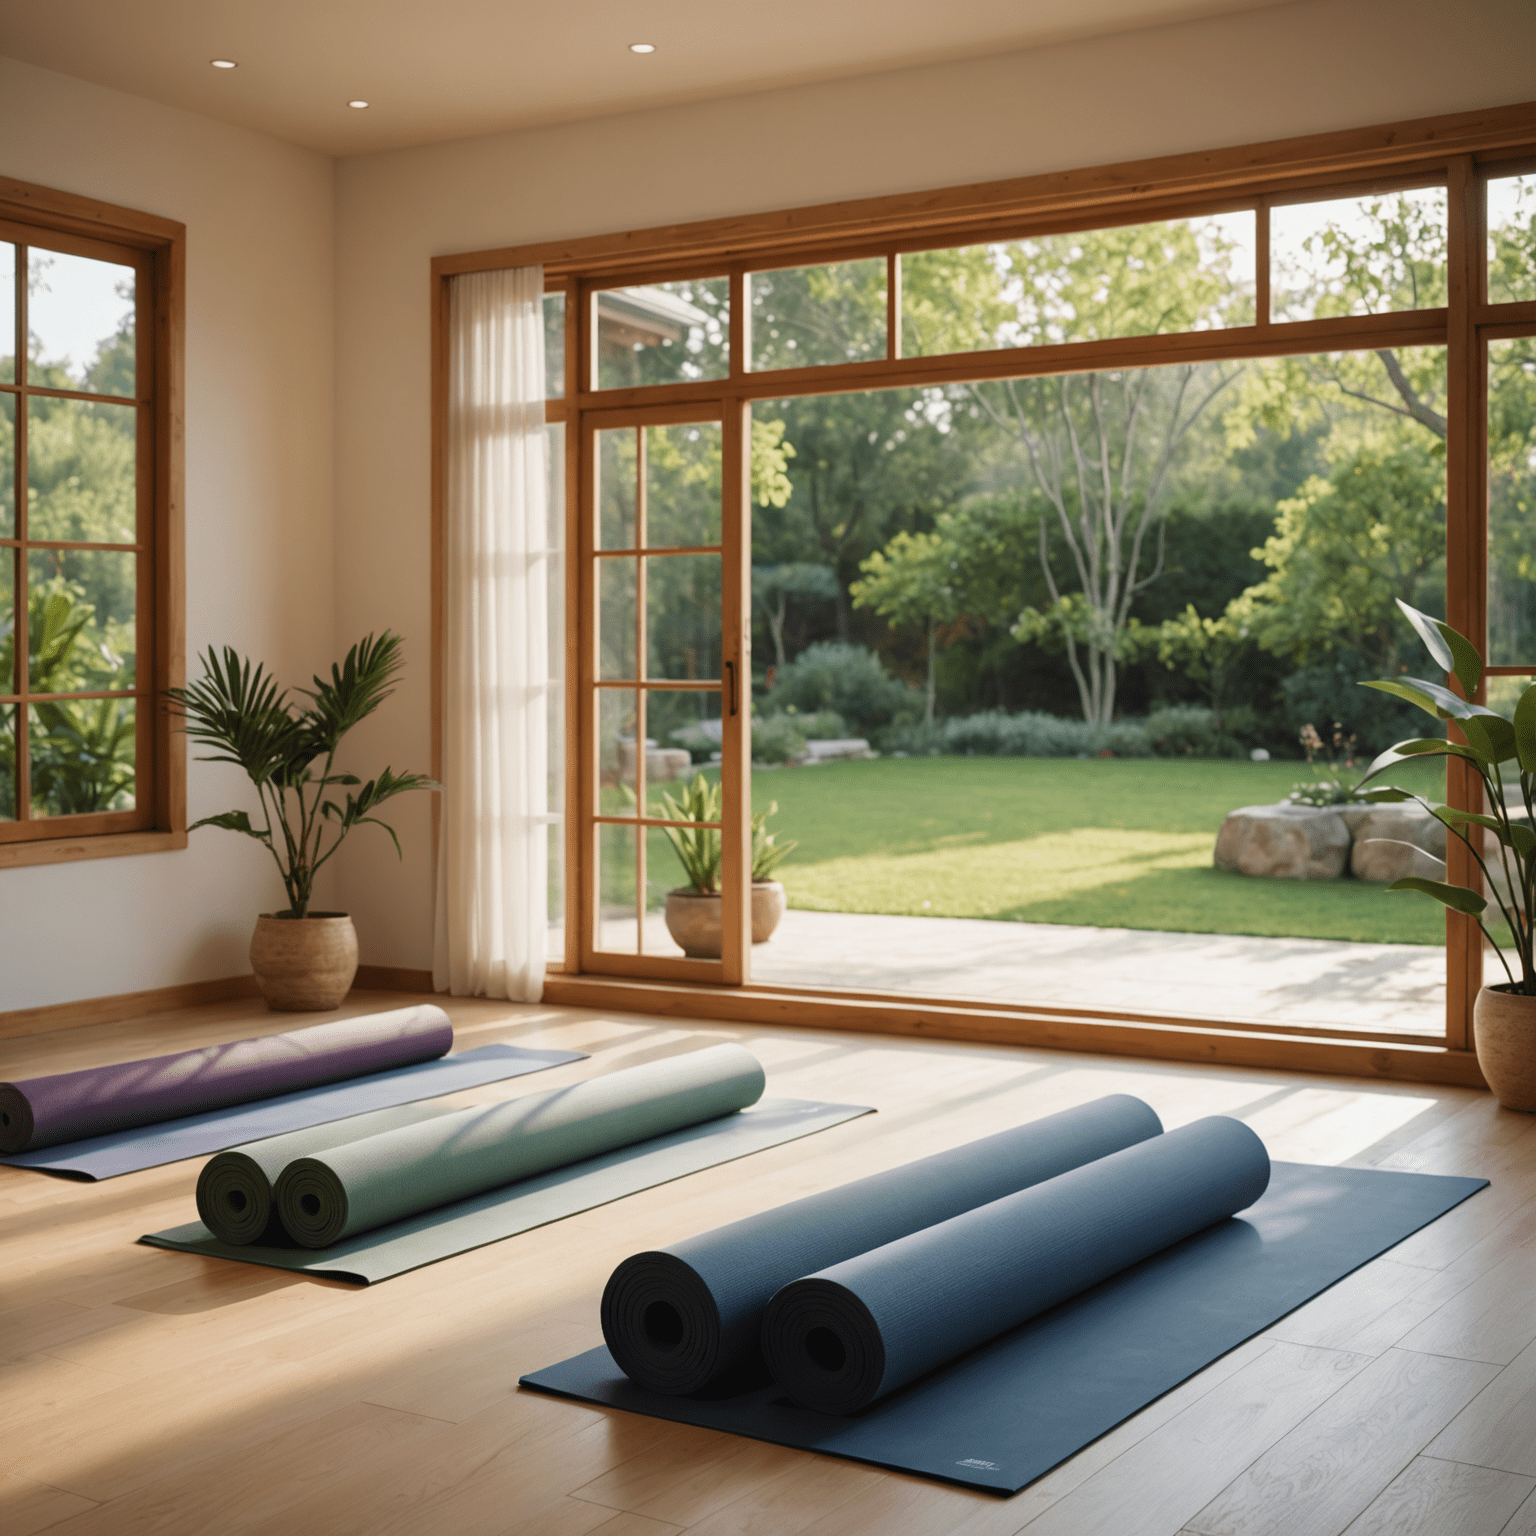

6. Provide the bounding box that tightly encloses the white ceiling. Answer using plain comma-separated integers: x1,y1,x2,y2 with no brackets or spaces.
1,0,1287,156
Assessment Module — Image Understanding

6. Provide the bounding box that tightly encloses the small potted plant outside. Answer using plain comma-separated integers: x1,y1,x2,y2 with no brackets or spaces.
650,773,797,959
1356,599,1536,1107
167,633,437,1011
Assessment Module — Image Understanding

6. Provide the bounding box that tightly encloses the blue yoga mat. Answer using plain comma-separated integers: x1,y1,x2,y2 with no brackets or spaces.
521,1161,1486,1494
2,1043,585,1179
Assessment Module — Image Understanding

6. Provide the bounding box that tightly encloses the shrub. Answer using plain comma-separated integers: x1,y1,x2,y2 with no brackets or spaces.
1145,705,1232,758
751,714,809,765
886,709,1152,758
762,642,915,734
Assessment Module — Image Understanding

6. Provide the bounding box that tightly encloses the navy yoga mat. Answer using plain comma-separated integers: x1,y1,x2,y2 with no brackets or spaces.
3,1042,586,1180
523,1161,1486,1494
142,1097,874,1284
602,1093,1164,1396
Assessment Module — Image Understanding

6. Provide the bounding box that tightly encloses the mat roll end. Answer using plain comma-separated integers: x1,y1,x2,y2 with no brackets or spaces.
0,1085,34,1154
195,1151,275,1246
761,1278,886,1416
602,1251,725,1396
275,1157,350,1248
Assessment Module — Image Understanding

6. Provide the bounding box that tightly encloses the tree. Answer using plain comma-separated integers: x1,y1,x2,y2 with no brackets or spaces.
850,531,965,722
1152,606,1251,732
752,562,838,670
905,219,1251,723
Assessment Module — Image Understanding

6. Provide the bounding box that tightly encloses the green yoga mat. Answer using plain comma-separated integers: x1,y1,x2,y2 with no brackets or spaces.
274,1043,767,1247
142,1096,873,1283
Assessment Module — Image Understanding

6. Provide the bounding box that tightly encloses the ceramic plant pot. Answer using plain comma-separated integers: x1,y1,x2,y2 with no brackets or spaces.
1473,984,1536,1111
751,881,787,944
249,912,359,1011
664,890,722,959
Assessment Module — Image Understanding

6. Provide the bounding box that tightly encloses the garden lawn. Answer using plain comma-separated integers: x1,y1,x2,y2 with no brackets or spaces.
755,755,1449,946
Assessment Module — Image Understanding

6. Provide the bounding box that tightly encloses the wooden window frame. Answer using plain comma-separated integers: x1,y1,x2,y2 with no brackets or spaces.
431,100,1536,1079
0,177,186,869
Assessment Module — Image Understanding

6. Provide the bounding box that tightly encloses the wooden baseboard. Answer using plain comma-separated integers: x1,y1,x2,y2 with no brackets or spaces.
353,965,435,994
543,974,1489,1090
0,974,260,1042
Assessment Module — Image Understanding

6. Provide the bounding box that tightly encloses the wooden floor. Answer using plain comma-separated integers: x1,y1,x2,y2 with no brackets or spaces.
4,992,1536,1536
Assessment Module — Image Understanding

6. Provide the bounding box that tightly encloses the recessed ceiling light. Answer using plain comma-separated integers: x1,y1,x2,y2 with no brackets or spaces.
348,100,370,109
210,59,237,69
628,43,656,54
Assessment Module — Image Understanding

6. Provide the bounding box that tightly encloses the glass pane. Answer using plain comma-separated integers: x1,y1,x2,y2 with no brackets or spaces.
750,258,886,370
1490,337,1536,666
0,549,12,694
597,425,636,548
0,705,13,819
1271,187,1446,321
27,549,136,691
29,696,136,817
595,278,728,390
646,823,700,958
645,420,720,548
545,421,566,955
647,554,721,681
1489,174,1536,306
0,242,13,384
0,392,13,536
596,820,640,954
599,687,639,799
543,291,565,398
27,394,137,543
27,248,136,395
598,557,636,679
644,689,722,810
901,212,1255,357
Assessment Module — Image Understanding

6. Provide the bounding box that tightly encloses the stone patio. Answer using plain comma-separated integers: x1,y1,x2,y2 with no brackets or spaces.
598,907,1448,1038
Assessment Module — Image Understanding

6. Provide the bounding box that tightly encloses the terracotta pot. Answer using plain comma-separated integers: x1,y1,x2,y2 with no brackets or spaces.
249,912,359,1011
664,890,722,959
1473,984,1536,1111
751,881,787,944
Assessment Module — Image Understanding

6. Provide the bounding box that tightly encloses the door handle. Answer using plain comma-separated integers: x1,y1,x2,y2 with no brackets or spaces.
725,660,739,716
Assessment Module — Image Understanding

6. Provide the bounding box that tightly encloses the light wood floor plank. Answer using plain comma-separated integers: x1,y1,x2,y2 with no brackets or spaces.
1336,1454,1534,1536
0,1472,98,1536
1425,1332,1536,1476
1185,1348,1499,1536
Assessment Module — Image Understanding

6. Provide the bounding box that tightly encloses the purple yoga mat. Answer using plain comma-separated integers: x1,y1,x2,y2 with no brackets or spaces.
0,1005,455,1153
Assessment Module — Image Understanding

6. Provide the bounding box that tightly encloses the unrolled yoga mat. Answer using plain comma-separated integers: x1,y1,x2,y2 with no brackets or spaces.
602,1093,1164,1395
521,1161,1487,1494
3,1043,586,1180
142,1096,874,1283
0,1005,456,1153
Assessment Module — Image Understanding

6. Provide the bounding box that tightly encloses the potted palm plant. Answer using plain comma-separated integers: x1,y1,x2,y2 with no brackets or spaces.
1357,599,1536,1107
167,633,437,1010
649,773,797,958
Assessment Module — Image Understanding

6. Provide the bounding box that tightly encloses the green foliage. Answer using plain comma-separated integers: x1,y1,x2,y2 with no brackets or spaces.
652,773,722,895
751,259,886,370
166,633,437,917
761,641,915,736
1229,444,1446,672
750,418,796,508
751,799,798,882
1357,601,1536,992
749,713,808,766
1287,721,1363,806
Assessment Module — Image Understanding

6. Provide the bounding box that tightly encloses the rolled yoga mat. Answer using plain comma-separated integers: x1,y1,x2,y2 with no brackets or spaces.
762,1114,1269,1415
0,1005,455,1154
275,1043,767,1248
601,1093,1163,1395
197,1102,461,1244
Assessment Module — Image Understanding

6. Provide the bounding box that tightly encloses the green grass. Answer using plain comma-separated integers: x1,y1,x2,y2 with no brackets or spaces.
749,755,1450,946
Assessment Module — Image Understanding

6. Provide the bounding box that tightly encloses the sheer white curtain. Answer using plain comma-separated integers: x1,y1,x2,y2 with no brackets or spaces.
433,265,549,1000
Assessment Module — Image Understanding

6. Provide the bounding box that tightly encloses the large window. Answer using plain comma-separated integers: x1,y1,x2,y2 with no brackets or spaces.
0,180,184,864
436,105,1536,1067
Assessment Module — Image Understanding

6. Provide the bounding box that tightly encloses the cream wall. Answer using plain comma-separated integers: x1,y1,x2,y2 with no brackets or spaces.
333,0,1536,974
0,57,337,1012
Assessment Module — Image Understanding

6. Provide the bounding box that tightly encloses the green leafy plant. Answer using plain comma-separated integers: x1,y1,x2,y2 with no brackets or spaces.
166,633,437,918
1288,721,1362,806
1356,600,1535,993
642,772,797,894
